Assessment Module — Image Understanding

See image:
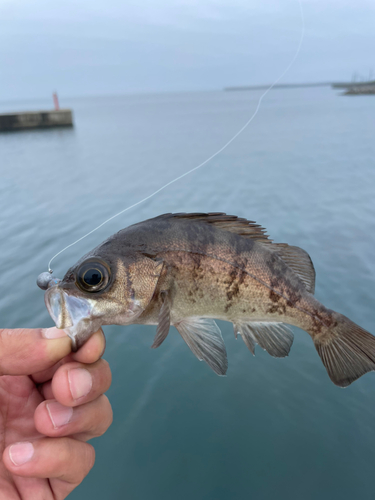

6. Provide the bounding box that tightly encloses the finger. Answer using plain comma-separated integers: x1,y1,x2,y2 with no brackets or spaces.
3,438,95,485
39,380,53,400
32,329,106,384
33,358,67,385
71,328,106,364
34,395,113,441
51,359,112,407
0,328,71,376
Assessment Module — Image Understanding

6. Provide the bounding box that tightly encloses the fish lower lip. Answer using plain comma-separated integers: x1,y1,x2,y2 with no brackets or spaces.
45,287,93,329
45,287,68,328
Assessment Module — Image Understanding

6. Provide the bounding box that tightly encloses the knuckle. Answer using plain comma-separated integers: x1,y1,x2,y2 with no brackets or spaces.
90,359,111,394
100,359,112,386
97,358,110,377
98,397,113,436
83,444,96,475
60,438,75,464
100,358,110,369
105,403,114,430
87,396,113,438
60,440,95,484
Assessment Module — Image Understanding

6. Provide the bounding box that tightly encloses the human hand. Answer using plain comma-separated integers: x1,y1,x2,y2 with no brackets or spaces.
0,327,112,499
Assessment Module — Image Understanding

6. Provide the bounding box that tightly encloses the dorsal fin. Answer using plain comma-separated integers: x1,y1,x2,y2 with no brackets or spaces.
266,243,316,294
165,213,315,293
168,213,272,243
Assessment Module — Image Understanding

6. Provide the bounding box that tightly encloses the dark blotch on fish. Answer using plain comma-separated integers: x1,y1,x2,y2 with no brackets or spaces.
42,213,375,387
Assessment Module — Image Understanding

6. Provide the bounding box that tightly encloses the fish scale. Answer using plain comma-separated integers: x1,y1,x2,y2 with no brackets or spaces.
39,213,375,387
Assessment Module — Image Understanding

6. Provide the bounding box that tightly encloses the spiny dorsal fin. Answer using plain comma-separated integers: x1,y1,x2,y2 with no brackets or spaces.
168,213,272,243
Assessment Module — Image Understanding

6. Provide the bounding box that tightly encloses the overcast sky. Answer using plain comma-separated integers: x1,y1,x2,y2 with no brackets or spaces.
0,0,374,100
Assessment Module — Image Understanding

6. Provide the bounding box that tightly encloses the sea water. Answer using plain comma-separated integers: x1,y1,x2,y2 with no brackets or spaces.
1,87,375,499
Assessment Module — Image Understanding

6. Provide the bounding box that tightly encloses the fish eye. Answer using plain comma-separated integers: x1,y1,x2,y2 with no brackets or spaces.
76,260,110,293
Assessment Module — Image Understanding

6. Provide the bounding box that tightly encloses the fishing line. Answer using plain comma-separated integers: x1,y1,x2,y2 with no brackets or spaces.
48,0,305,273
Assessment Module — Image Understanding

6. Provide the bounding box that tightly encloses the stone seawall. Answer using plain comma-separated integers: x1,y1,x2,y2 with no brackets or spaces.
0,109,73,131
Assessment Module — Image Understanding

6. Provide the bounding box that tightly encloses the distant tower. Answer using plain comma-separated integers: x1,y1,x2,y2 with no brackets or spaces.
53,92,60,110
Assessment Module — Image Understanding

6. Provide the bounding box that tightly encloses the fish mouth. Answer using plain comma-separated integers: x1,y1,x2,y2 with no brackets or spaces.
45,286,101,351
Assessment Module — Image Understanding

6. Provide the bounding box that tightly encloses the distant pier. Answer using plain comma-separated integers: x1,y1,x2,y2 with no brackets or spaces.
343,86,375,95
331,80,375,95
0,109,73,132
332,80,375,89
224,80,375,95
224,82,332,92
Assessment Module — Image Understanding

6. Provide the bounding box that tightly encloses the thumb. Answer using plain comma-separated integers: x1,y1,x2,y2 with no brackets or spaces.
0,328,72,376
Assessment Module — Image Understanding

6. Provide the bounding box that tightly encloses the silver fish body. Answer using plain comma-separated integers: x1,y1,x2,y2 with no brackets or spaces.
43,213,375,386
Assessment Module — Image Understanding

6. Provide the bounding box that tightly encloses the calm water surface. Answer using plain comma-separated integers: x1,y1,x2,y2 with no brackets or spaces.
1,88,375,499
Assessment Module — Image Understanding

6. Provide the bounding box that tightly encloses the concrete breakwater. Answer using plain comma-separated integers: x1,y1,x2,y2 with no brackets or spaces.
0,109,73,131
343,85,375,95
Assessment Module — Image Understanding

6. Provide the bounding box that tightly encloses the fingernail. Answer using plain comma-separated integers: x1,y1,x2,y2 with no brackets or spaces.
9,442,34,466
46,401,73,429
42,327,67,339
68,368,92,400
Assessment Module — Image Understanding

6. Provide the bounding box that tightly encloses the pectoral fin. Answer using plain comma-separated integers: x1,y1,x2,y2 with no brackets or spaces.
233,321,294,358
175,318,228,375
151,291,171,349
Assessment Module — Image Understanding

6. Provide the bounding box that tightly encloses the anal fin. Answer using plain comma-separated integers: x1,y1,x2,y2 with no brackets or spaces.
175,318,228,375
233,323,255,355
234,321,294,358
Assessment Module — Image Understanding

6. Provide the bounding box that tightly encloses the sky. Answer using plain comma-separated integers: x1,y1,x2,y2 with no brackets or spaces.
0,0,374,100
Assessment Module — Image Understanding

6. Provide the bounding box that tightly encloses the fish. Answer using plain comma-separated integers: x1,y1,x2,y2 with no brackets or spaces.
42,212,375,387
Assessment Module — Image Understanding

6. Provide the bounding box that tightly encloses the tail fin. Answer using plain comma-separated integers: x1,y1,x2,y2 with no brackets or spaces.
315,315,375,387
